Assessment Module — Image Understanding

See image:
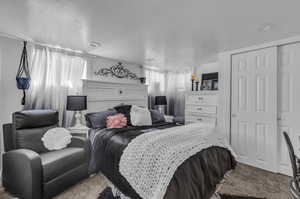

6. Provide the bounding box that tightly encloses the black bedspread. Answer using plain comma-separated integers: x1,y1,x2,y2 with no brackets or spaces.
89,123,236,199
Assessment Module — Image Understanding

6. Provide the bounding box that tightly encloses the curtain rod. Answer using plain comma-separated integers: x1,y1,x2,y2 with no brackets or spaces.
0,31,143,67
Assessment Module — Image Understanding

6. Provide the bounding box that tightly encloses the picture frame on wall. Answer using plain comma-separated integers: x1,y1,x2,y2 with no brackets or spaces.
201,72,218,90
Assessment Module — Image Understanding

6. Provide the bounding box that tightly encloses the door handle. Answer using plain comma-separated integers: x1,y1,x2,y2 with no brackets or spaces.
232,113,237,118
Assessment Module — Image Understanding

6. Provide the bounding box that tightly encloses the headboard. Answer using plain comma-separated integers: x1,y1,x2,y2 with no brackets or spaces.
82,79,148,113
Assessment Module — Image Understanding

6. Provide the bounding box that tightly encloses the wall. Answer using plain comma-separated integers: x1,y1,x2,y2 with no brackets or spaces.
195,62,219,78
0,36,24,181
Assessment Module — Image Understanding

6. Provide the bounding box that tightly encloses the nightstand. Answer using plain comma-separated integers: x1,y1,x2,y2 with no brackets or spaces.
164,115,174,123
68,125,89,138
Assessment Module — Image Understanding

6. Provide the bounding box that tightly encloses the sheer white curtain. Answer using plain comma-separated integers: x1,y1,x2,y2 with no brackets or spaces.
145,68,191,117
144,69,166,109
25,45,87,127
166,70,191,116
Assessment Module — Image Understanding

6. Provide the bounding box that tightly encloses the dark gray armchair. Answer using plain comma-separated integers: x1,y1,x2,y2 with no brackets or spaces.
2,110,91,199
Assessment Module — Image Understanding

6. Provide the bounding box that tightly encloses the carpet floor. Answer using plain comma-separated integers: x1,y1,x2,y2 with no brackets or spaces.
0,163,293,199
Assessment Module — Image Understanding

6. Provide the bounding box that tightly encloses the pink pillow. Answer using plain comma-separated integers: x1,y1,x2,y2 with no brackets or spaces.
106,114,127,129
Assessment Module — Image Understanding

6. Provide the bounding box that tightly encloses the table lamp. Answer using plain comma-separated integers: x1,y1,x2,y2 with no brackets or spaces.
67,95,87,127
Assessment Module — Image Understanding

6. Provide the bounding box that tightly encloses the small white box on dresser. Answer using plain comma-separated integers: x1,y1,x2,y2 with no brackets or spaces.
185,91,218,127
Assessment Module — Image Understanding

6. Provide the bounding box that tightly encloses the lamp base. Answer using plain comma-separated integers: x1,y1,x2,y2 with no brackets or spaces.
158,106,165,114
73,111,84,128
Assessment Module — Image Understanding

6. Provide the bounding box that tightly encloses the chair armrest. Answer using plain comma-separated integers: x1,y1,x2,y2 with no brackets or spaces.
2,149,42,199
68,136,91,161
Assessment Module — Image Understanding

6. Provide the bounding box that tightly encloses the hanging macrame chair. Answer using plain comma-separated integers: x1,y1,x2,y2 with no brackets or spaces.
16,41,31,105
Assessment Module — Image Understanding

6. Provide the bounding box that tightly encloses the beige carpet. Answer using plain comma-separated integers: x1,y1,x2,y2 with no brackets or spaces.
0,163,293,199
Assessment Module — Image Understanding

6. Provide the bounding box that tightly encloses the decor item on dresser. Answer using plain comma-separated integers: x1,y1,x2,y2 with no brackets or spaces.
94,62,139,80
16,41,31,105
2,110,91,199
185,91,218,127
195,77,200,91
201,72,218,90
67,95,87,127
155,96,167,114
191,73,197,91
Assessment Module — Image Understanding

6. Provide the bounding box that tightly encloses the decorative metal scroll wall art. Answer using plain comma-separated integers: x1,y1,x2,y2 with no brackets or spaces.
94,62,139,80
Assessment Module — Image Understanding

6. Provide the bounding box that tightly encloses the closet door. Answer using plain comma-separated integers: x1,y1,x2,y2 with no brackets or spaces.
278,43,300,175
231,47,278,172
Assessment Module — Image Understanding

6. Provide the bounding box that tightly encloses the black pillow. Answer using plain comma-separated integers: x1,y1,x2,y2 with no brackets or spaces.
150,109,166,124
114,105,132,125
85,110,118,129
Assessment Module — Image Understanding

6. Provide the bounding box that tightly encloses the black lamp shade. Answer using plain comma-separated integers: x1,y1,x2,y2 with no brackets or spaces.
66,96,87,111
155,96,167,105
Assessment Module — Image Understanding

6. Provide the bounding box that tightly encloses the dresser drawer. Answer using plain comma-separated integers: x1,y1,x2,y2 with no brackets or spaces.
185,105,217,114
185,115,216,127
186,94,218,105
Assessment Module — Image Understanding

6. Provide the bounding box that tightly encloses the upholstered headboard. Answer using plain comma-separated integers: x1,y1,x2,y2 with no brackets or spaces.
82,79,148,113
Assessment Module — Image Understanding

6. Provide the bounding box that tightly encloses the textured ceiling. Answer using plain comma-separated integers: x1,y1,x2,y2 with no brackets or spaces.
1,0,300,70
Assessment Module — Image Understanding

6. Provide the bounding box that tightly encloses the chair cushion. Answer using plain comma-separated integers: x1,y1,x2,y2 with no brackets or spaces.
15,124,58,153
40,147,86,182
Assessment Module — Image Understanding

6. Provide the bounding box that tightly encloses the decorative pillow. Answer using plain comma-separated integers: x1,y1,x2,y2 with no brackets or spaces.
114,105,132,125
85,110,118,129
106,114,128,129
150,109,166,124
130,105,152,126
41,128,72,150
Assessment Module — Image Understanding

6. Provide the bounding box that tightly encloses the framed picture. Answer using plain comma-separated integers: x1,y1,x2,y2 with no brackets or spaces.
201,72,218,90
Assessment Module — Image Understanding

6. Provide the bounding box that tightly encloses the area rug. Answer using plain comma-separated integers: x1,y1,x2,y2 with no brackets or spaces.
98,187,266,199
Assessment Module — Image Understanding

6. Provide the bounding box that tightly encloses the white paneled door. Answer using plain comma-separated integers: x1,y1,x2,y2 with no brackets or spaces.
231,47,278,172
278,43,300,175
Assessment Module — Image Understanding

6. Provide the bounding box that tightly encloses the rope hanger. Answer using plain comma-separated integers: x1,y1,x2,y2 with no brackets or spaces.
16,41,31,105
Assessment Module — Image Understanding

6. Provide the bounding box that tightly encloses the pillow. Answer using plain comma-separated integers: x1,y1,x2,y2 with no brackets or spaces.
85,110,118,129
150,109,166,124
41,128,72,150
130,105,152,126
106,114,127,129
114,105,132,125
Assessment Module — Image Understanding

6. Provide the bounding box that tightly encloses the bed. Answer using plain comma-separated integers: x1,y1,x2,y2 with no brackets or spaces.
88,121,236,199
83,79,236,199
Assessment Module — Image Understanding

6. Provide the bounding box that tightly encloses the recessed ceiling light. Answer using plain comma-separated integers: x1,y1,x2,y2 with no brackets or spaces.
258,23,275,32
89,41,101,48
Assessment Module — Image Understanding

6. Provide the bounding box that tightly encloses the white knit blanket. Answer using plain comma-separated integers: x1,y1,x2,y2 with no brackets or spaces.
119,123,236,199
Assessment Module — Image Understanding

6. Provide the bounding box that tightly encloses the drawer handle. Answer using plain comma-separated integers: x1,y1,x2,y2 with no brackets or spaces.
198,97,204,100
197,108,202,110
197,118,203,121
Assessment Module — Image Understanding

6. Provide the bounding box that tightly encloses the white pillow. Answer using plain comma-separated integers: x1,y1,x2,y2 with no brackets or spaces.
130,105,152,126
42,128,72,150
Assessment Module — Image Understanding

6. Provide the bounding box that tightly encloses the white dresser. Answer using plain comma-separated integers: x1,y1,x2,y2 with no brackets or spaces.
185,91,218,127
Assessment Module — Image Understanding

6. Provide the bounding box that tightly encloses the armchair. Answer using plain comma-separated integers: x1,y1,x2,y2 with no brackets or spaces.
2,110,91,199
